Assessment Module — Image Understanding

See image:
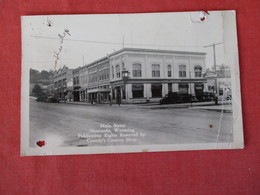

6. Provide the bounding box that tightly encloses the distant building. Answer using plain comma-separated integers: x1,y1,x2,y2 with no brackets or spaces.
78,65,88,101
53,66,73,101
72,67,81,101
85,56,110,103
206,67,232,99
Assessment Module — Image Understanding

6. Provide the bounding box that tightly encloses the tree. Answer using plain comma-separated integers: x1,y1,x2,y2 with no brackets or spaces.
40,70,50,80
32,84,43,97
30,69,40,83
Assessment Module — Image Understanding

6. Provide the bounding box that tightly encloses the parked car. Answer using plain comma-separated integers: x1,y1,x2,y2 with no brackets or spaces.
196,92,215,102
225,94,232,101
160,92,193,104
36,96,47,102
46,96,59,103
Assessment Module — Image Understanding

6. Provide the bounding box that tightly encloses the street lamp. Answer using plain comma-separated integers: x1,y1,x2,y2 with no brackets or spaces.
189,71,192,107
122,69,130,102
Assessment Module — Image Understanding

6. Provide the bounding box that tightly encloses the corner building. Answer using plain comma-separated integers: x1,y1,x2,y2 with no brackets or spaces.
108,48,207,103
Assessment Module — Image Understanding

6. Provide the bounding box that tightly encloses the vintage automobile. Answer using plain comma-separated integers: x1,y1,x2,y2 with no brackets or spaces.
36,96,47,102
160,92,193,104
196,92,215,102
46,96,59,103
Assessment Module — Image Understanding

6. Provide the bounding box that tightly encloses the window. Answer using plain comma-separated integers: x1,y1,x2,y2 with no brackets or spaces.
133,63,142,77
112,66,114,79
152,64,160,77
132,84,144,98
116,65,120,78
167,65,172,77
179,65,186,77
194,65,202,77
151,84,162,97
122,62,125,71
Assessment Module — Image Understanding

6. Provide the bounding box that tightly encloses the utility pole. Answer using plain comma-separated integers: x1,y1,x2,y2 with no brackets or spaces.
189,71,192,107
204,42,223,104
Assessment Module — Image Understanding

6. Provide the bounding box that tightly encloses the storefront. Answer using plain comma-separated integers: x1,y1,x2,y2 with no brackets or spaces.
178,83,189,94
194,83,204,95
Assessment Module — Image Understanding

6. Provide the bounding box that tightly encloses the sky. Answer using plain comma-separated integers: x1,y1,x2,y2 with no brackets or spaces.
22,11,227,71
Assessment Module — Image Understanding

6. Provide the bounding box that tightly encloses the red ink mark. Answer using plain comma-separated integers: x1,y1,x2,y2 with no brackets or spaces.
200,17,206,21
203,11,210,15
36,141,45,147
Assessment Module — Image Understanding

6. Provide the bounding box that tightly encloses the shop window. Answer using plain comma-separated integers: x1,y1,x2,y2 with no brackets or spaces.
178,83,189,94
179,65,186,77
194,83,204,94
152,64,160,77
219,89,224,95
151,84,162,97
132,84,144,98
133,63,142,77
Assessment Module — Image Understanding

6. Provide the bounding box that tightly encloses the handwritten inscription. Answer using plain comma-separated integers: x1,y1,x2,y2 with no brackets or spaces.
53,29,71,70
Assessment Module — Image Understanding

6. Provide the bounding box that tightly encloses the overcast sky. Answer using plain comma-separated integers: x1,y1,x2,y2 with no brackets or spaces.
22,11,227,71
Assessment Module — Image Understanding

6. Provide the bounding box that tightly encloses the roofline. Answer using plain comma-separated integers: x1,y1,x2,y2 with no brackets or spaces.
81,48,206,69
110,48,207,57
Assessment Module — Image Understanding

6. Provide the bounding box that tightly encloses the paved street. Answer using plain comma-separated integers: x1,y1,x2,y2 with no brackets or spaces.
29,99,233,147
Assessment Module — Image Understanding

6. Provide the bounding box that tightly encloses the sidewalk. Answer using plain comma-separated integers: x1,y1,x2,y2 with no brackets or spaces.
63,100,232,112
189,104,232,113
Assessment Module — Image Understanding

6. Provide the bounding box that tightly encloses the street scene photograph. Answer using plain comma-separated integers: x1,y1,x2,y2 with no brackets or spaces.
21,11,243,155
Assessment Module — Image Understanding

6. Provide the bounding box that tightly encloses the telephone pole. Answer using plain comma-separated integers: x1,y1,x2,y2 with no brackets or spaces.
204,42,223,104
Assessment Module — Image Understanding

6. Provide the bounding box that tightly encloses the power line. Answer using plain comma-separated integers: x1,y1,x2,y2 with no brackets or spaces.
30,35,205,48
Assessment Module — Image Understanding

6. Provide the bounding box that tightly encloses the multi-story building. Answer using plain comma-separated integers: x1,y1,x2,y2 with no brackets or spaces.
108,48,207,103
72,67,81,101
53,65,73,101
78,65,88,101
86,57,110,103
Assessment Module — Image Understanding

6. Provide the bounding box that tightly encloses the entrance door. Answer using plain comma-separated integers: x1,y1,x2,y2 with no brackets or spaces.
115,86,121,104
179,83,189,94
195,83,204,95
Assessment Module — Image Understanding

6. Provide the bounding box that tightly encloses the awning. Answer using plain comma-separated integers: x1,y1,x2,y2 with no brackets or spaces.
87,88,110,93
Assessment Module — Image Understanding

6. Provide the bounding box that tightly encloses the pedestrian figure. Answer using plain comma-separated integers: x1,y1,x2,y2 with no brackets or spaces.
109,94,112,106
215,96,218,105
117,93,121,106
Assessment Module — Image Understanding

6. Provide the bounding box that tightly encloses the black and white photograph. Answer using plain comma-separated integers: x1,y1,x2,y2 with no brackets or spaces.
21,11,244,156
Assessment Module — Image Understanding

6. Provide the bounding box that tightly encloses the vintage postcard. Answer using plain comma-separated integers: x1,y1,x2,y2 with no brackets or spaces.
21,11,244,156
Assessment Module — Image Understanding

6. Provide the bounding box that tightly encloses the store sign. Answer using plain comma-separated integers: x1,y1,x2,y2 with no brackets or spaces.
203,72,218,78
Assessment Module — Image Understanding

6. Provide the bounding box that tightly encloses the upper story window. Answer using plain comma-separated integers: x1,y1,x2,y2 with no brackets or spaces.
167,65,172,77
112,66,114,79
179,65,186,77
133,63,142,77
116,65,120,78
152,64,160,77
122,62,125,71
194,65,202,77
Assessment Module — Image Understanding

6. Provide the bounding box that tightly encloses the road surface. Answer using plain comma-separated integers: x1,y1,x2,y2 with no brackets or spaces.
29,99,233,148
